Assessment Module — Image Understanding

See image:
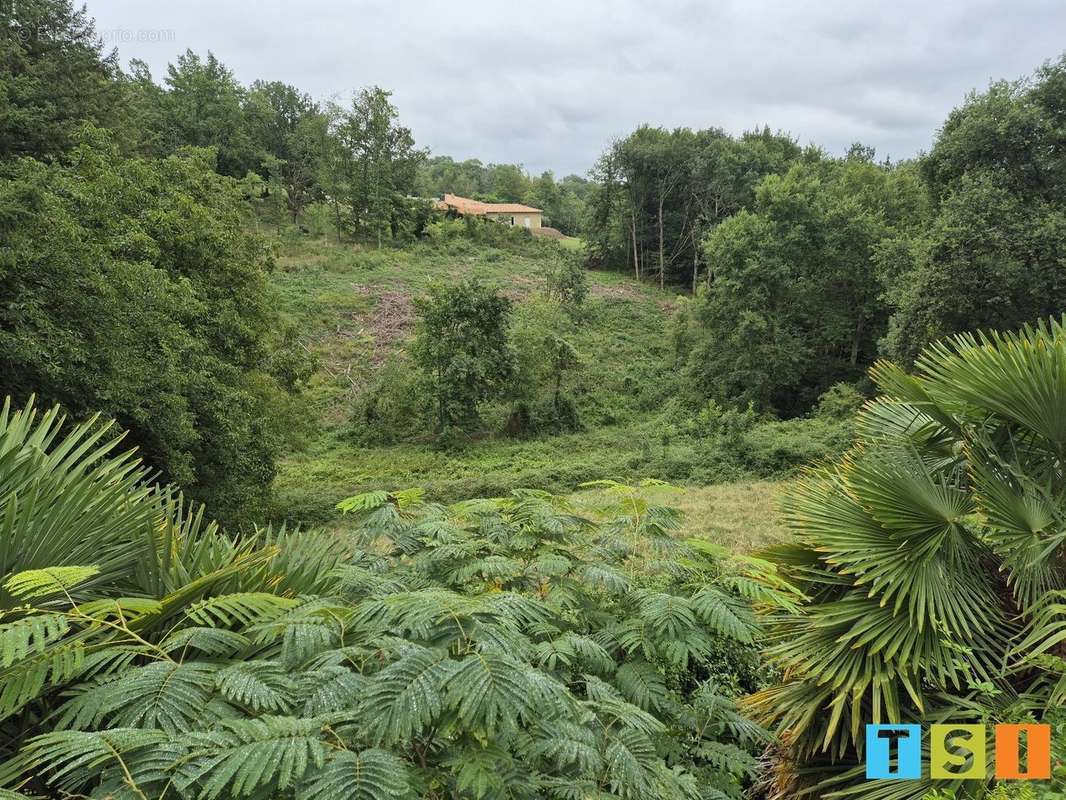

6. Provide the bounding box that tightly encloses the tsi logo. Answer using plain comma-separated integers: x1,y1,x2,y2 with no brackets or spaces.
866,724,1051,780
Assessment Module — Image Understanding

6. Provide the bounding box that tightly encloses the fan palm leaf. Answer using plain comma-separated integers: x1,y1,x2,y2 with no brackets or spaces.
755,317,1066,797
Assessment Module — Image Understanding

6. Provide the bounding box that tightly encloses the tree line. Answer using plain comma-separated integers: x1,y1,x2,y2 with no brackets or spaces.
124,51,428,243
587,125,805,290
591,56,1066,418
1,1,589,242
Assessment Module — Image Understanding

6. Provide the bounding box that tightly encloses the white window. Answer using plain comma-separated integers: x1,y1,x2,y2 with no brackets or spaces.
524,216,531,228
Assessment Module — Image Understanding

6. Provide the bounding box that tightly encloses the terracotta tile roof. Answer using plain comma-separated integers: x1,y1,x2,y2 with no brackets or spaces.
439,193,541,215
484,203,543,213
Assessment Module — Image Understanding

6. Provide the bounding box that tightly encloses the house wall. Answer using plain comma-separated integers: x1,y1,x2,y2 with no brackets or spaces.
484,211,542,229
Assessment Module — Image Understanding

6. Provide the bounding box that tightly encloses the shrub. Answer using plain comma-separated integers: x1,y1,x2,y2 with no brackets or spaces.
685,400,757,443
301,201,337,236
424,216,465,243
350,354,425,445
0,396,775,800
740,415,854,475
542,250,589,316
510,301,584,436
813,381,866,419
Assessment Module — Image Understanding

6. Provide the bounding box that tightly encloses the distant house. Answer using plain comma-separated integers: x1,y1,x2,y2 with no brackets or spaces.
435,193,543,230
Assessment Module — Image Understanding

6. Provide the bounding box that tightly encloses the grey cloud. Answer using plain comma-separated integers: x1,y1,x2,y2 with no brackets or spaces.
88,0,1066,176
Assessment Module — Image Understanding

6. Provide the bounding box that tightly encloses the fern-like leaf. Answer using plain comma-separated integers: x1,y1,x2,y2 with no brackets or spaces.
603,726,658,799
615,660,670,712
160,627,250,657
297,666,367,716
528,718,603,774
0,615,68,667
185,593,298,627
61,660,218,733
0,728,167,793
4,566,100,600
690,588,758,644
296,748,413,800
445,651,539,735
215,661,295,712
183,716,328,799
358,645,455,744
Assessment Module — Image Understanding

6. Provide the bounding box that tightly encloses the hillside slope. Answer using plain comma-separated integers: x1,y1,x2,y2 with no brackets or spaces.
265,229,831,540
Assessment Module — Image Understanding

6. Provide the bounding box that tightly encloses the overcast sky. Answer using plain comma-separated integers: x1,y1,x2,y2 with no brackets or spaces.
87,0,1066,177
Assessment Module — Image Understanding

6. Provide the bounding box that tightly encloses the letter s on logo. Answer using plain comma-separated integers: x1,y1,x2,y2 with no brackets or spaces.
931,724,986,780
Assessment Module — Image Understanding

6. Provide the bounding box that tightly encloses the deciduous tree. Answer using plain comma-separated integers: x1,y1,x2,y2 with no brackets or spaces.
411,280,516,433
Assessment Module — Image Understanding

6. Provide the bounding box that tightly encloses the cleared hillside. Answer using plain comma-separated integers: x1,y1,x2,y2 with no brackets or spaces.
265,230,831,540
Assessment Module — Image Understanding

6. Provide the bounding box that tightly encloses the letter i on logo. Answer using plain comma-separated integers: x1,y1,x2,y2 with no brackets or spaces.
866,725,922,780
995,724,1051,780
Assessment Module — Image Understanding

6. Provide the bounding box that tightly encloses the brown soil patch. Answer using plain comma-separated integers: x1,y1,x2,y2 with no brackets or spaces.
361,289,415,365
311,287,414,415
493,273,537,303
589,283,643,301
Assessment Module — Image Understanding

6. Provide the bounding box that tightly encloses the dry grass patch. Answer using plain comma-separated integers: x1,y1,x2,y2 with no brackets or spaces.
673,481,786,551
569,479,785,553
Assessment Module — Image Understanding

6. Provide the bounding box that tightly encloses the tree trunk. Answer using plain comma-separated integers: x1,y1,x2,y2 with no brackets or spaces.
692,236,699,294
630,212,640,279
437,366,446,432
658,196,665,290
290,191,303,225
850,316,865,366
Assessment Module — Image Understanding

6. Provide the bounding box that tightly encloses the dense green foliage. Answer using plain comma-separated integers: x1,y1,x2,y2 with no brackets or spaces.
243,80,325,222
674,155,924,415
595,57,1066,423
0,398,774,800
411,280,516,433
752,319,1066,798
0,0,122,160
0,130,305,527
541,248,590,315
154,50,262,175
320,87,428,245
356,243,592,444
882,57,1066,364
588,125,805,289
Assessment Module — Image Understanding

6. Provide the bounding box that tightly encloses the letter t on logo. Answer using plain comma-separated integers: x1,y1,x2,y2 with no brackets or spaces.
866,724,922,780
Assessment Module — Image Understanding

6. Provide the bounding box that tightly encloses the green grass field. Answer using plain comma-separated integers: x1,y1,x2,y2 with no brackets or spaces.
556,236,586,252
